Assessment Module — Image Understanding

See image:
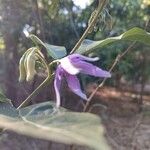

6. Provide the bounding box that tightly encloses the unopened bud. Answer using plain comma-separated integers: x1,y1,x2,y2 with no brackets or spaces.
26,49,37,81
19,54,26,82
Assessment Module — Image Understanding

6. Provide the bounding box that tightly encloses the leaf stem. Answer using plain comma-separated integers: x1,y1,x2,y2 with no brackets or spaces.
70,0,108,54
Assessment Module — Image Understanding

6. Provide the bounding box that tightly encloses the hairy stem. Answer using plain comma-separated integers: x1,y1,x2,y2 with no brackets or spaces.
83,42,136,112
70,0,108,54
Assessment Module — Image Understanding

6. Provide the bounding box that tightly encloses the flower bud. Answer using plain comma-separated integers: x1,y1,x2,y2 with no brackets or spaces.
18,47,43,82
26,49,37,82
23,48,34,73
19,54,26,82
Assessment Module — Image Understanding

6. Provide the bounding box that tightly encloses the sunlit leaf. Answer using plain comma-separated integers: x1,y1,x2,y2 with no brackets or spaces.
76,27,150,54
44,43,67,59
29,34,67,59
0,102,110,150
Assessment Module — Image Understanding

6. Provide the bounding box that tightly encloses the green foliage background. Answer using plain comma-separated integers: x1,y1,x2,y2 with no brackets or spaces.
0,0,149,103
0,0,149,149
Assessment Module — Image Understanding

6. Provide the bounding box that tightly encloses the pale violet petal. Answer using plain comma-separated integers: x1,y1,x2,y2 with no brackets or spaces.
73,61,111,78
65,74,87,100
78,55,99,62
54,66,63,108
68,54,99,63
59,56,80,75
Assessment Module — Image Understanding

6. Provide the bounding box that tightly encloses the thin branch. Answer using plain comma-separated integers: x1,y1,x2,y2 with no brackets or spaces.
83,42,136,112
70,0,108,54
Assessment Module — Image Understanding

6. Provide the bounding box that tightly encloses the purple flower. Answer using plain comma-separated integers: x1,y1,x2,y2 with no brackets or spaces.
54,54,111,107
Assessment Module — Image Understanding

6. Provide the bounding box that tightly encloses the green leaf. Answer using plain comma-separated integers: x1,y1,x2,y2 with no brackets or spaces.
0,93,11,103
0,102,110,150
29,34,67,59
76,27,150,54
0,103,19,118
44,43,67,59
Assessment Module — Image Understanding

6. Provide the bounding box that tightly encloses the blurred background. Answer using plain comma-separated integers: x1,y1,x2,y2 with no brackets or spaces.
0,0,149,107
0,0,150,149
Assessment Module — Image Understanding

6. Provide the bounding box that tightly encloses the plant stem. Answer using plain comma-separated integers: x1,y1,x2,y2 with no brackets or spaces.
17,75,53,109
83,42,136,112
83,19,149,112
17,53,53,109
70,0,108,54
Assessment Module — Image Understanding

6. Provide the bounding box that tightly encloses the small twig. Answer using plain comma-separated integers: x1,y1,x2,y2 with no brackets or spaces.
83,42,136,112
70,0,108,54
119,42,136,58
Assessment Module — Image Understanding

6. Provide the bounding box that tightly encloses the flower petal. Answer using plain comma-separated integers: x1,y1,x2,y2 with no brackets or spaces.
54,66,63,107
69,54,99,63
73,61,111,78
59,56,80,75
65,74,87,100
